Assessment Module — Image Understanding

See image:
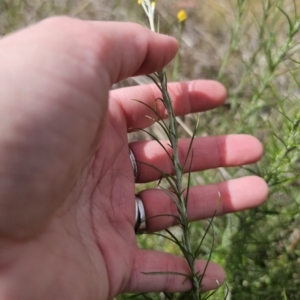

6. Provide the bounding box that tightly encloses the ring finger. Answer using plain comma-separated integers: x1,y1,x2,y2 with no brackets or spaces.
139,176,268,232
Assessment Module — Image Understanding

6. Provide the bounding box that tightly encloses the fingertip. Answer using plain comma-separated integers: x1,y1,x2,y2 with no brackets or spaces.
246,135,264,158
195,260,225,291
88,21,179,82
246,175,269,206
136,31,178,76
204,80,227,104
154,32,179,54
223,134,264,166
225,176,269,213
189,80,227,112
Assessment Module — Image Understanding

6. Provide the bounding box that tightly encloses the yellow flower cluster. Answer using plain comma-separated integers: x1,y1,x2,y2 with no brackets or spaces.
137,0,156,31
177,9,187,23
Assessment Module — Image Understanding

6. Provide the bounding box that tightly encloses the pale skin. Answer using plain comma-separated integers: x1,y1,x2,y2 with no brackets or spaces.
0,17,268,299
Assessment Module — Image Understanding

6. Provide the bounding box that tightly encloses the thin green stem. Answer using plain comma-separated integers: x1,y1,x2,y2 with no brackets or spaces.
155,70,200,299
138,2,202,298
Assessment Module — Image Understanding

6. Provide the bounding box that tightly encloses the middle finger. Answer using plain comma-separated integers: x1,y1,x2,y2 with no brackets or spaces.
130,134,263,183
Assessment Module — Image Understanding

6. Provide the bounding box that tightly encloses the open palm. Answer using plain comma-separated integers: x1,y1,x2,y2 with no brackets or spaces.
0,17,268,300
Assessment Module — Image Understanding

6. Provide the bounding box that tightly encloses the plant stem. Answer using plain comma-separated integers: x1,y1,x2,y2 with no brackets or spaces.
156,69,200,299
138,1,201,297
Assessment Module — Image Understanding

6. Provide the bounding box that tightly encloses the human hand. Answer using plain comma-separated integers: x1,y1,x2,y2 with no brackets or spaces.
0,17,268,299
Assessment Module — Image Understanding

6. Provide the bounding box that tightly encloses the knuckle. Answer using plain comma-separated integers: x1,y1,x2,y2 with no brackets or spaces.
40,15,78,28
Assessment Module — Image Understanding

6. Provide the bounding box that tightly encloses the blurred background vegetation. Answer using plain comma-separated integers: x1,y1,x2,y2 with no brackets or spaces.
1,0,300,299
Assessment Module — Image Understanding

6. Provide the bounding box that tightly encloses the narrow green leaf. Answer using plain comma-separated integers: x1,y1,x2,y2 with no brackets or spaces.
135,128,173,161
138,161,178,191
141,271,190,279
277,6,293,33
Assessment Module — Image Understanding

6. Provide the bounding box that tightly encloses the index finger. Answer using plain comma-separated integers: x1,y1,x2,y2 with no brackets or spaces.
111,80,227,130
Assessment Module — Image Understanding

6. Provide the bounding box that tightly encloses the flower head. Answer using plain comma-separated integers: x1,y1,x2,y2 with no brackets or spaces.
137,0,156,31
177,9,187,23
138,0,155,6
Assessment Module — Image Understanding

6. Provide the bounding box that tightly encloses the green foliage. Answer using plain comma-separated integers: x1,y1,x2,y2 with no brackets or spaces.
136,0,300,299
200,1,300,299
1,0,300,299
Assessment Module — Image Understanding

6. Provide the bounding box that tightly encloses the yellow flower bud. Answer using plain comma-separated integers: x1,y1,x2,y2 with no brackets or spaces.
177,9,187,23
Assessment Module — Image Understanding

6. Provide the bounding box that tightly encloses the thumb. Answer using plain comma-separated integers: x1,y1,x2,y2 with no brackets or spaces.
39,17,179,85
88,20,179,84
